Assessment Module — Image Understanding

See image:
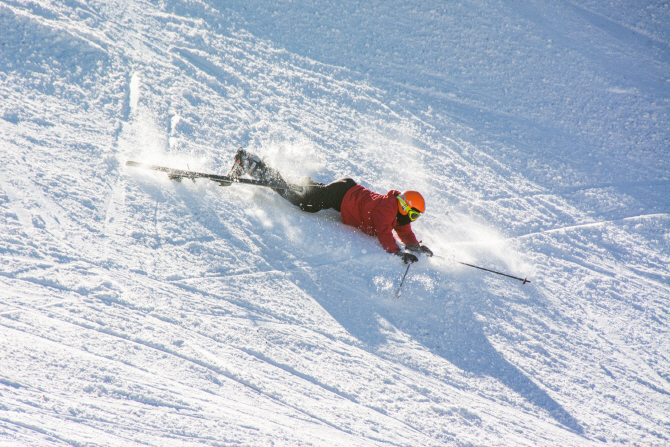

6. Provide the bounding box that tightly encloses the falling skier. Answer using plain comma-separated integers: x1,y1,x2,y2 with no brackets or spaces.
230,149,433,264
126,155,529,283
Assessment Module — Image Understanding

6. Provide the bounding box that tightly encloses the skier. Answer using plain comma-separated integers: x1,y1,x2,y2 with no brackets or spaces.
230,149,433,264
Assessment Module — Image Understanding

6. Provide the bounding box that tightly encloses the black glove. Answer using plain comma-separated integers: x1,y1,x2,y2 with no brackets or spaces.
407,244,434,257
419,245,433,257
397,251,418,264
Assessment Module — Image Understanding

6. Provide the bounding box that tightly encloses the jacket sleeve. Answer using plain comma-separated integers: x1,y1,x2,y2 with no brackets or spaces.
395,223,419,246
372,206,401,253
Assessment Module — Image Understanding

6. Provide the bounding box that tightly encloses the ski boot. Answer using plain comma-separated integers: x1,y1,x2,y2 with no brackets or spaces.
229,148,286,186
229,148,264,179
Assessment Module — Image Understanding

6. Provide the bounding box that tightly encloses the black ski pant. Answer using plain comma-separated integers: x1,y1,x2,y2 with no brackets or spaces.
275,177,357,213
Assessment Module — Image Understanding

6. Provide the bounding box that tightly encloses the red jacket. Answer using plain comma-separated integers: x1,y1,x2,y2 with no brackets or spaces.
340,185,419,253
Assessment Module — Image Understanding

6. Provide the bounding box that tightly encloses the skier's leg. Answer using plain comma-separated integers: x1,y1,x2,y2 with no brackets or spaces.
229,149,314,208
319,177,356,212
288,177,356,213
229,149,355,213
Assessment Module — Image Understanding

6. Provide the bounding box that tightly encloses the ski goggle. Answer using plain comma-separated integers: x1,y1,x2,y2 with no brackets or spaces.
398,196,423,221
407,208,422,221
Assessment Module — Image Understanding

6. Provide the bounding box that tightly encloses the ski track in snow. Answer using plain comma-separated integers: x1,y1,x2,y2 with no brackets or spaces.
0,0,668,445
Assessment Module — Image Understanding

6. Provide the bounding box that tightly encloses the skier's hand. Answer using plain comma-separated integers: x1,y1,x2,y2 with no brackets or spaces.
397,252,419,264
407,244,433,257
419,245,433,257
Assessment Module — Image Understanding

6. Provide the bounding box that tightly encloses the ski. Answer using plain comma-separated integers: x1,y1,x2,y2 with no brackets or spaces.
125,161,292,189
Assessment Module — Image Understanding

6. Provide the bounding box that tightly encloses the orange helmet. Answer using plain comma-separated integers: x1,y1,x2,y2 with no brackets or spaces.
397,191,425,219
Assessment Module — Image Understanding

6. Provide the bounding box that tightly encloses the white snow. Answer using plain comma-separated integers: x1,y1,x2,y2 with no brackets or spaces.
0,0,668,445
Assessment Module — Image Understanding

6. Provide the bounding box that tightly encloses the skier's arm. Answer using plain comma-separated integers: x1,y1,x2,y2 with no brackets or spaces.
377,223,401,253
372,208,401,253
395,224,419,246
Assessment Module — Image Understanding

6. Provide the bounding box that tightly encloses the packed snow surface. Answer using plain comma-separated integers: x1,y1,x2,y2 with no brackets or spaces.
1,0,668,445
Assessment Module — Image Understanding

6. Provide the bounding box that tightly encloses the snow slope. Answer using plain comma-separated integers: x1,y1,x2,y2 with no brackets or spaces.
0,0,668,445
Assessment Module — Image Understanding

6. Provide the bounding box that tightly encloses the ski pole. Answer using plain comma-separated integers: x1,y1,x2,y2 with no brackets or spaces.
457,261,530,284
395,263,412,298
434,255,530,284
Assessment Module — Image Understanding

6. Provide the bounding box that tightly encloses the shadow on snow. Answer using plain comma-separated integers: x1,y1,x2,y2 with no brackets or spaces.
302,261,585,434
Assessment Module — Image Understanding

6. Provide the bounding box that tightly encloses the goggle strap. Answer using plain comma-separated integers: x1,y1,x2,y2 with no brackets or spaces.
398,195,410,212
